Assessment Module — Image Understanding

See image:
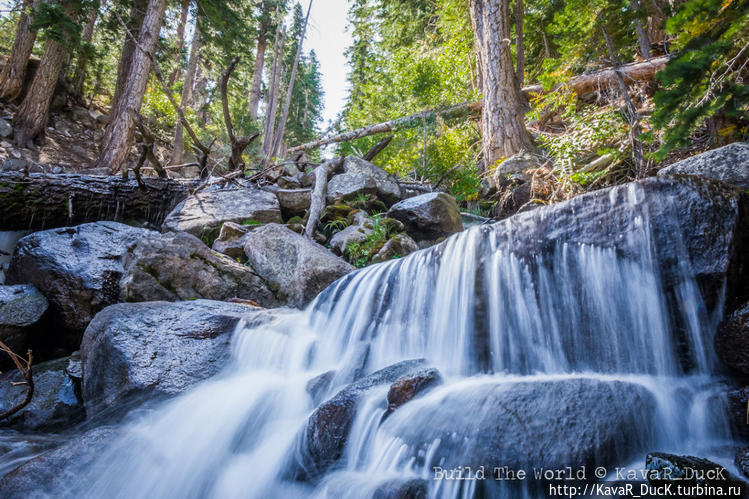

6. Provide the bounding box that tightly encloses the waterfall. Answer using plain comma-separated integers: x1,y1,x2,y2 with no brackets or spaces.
70,183,734,498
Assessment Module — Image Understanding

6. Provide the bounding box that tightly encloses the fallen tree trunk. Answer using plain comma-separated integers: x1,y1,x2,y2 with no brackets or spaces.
0,173,195,231
305,157,342,239
288,56,669,154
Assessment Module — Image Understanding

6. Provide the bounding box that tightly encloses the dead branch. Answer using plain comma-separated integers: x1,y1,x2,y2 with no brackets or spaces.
305,157,342,239
220,56,260,173
0,340,33,422
288,56,669,154
128,109,167,181
362,136,393,162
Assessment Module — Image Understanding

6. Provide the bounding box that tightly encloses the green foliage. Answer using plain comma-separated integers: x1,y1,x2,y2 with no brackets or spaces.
344,214,394,268
241,219,262,226
649,0,749,157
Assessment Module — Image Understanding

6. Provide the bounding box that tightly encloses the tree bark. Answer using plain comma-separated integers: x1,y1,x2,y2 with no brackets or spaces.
630,0,652,59
515,0,525,88
108,0,148,131
220,56,260,172
72,2,101,99
170,24,201,166
168,0,191,86
0,172,193,230
267,0,313,163
248,28,267,120
13,0,79,146
469,0,533,173
305,157,341,239
94,0,168,175
263,24,286,156
0,0,41,102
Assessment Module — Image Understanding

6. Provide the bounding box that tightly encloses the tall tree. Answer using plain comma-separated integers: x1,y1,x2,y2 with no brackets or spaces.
94,0,167,174
469,0,532,172
170,21,202,166
168,0,190,86
248,0,281,120
13,0,81,145
71,0,101,99
0,0,41,102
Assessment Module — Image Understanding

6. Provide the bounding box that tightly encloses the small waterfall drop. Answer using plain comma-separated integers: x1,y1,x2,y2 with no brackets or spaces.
71,182,735,498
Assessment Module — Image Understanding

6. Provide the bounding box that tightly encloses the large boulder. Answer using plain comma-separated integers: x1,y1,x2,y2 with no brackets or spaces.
658,142,749,189
387,378,655,473
243,224,354,308
6,222,155,336
492,151,546,188
119,231,277,307
387,192,463,243
276,188,312,218
0,284,47,370
715,302,749,374
161,188,282,243
327,157,403,206
210,221,250,261
80,300,280,415
371,233,419,264
0,426,119,499
298,359,431,480
0,355,84,431
329,211,373,256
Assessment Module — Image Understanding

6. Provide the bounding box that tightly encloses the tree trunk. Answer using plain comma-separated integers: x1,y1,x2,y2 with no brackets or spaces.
267,0,313,163
263,24,286,156
630,0,652,59
248,30,267,120
94,0,168,175
168,0,190,86
0,172,193,230
515,0,525,88
13,0,79,147
469,0,532,173
72,2,101,99
170,25,201,166
108,0,148,128
0,0,41,102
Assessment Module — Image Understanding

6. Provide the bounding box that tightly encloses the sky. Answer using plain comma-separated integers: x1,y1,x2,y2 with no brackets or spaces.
305,0,352,128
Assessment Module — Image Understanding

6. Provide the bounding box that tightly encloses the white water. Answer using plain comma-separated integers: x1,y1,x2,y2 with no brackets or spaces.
64,185,736,498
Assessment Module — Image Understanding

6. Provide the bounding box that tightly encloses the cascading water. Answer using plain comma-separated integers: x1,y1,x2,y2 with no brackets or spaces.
65,182,735,498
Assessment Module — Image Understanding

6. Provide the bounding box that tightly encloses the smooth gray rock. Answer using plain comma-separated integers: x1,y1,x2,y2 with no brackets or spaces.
658,142,749,189
0,118,11,138
389,378,656,472
277,188,312,218
492,151,545,188
0,426,118,498
0,355,84,431
327,157,403,206
211,221,251,261
243,224,354,308
6,222,155,335
119,231,277,307
0,284,47,369
161,189,282,243
298,359,430,480
81,300,280,415
371,233,419,264
387,192,463,242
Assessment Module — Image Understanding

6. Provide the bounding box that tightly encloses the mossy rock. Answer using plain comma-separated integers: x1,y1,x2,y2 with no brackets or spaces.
324,204,352,222
287,215,304,225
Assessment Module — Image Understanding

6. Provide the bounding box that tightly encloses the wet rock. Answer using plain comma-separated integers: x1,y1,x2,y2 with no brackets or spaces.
646,452,746,495
390,378,656,473
0,118,11,138
211,222,250,261
372,479,428,499
243,224,354,308
6,222,155,337
387,192,463,242
725,386,749,440
327,157,403,206
119,231,277,307
0,426,118,498
81,300,279,415
161,188,282,244
658,142,749,190
298,359,429,480
386,367,441,412
0,284,48,371
306,370,335,406
277,188,312,218
460,212,490,227
736,447,749,480
371,233,419,264
716,302,749,374
0,355,84,431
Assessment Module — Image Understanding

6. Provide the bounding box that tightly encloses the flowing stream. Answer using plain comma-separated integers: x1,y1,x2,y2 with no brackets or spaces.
56,184,736,498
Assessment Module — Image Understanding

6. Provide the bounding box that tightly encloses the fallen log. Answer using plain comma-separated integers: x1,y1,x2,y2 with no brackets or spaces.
0,173,195,231
288,57,669,154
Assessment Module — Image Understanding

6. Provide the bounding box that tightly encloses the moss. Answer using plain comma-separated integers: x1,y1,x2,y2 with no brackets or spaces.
287,215,303,225
241,219,262,226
